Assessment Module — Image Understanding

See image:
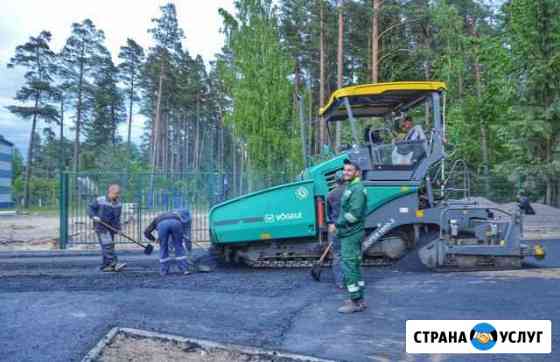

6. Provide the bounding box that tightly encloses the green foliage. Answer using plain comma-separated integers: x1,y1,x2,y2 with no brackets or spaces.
84,56,126,147
218,0,302,181
12,175,58,209
12,148,24,181
7,30,59,207
6,0,560,207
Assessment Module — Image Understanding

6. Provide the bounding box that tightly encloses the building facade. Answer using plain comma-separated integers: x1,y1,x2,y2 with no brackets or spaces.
0,135,14,210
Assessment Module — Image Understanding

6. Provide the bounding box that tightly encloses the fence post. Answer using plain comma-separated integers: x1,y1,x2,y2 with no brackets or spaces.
59,171,69,249
136,173,144,240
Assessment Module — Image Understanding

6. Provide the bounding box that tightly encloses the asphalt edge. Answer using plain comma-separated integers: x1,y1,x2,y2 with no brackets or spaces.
81,327,336,362
81,327,119,362
3,235,556,260
0,249,147,259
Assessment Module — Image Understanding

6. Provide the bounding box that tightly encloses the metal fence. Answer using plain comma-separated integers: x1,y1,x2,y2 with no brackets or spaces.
59,171,233,246
441,163,533,204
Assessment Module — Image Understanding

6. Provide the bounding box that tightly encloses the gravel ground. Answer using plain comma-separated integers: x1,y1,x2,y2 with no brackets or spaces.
0,213,209,251
0,214,60,250
97,332,317,362
1,241,560,362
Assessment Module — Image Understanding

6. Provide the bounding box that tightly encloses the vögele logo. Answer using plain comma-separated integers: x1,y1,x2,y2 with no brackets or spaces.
470,323,498,351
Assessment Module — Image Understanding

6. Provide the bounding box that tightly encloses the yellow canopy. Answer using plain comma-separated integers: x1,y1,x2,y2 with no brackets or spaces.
319,81,447,120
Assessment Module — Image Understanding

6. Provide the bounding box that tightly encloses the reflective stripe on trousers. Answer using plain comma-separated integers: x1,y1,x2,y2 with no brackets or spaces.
158,219,189,274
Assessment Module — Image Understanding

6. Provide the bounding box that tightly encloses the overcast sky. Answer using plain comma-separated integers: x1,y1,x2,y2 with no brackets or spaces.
0,0,235,158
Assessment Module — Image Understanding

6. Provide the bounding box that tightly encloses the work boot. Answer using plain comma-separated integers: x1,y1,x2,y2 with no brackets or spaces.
184,270,192,276
114,263,127,271
337,299,366,314
100,265,115,272
187,264,199,273
196,264,212,273
101,263,127,272
358,299,368,310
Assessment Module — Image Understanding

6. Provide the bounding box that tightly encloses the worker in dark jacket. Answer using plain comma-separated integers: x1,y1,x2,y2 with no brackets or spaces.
336,159,368,313
89,184,127,272
144,209,195,276
327,170,345,289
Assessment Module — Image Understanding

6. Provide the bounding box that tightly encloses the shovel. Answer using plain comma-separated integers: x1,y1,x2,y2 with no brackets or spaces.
96,219,154,255
310,241,333,282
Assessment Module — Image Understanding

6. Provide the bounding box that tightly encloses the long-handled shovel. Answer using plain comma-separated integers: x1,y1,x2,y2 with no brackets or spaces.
310,241,333,281
96,220,154,255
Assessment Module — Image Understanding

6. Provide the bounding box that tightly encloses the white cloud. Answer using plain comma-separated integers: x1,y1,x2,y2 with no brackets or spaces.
0,0,236,159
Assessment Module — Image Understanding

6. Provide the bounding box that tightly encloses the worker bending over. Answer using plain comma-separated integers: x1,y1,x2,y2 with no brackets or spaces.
89,184,127,272
144,209,196,276
336,159,368,313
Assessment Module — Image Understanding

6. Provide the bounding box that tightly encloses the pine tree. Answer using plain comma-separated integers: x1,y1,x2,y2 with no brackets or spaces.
7,30,58,208
118,39,145,155
84,53,126,151
60,19,107,172
147,3,185,172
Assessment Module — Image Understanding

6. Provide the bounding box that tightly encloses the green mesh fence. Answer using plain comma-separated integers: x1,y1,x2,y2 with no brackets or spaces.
60,172,234,245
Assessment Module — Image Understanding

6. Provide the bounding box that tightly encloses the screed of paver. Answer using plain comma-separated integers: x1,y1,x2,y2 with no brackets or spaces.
97,333,313,362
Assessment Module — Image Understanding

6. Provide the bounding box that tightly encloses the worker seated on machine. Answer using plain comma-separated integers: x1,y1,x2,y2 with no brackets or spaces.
391,115,427,165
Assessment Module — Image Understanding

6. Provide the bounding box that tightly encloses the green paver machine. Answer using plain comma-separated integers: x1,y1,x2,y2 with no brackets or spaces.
209,82,544,270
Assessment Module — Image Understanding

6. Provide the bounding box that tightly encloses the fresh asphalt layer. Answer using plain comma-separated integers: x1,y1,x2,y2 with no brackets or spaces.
1,240,559,362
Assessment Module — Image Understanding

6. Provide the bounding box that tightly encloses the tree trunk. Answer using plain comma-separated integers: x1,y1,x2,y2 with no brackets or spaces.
59,96,65,170
545,138,552,205
220,125,224,172
152,59,165,172
424,63,431,128
232,137,237,195
293,59,301,119
336,0,344,148
110,100,116,146
468,17,490,194
24,94,40,208
182,116,187,172
187,119,190,171
73,57,85,173
371,0,381,83
194,96,201,170
127,74,135,155
319,0,326,149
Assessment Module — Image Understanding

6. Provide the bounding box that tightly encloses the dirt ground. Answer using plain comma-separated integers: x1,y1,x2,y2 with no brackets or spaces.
0,214,59,251
0,213,209,251
98,333,306,362
476,267,560,280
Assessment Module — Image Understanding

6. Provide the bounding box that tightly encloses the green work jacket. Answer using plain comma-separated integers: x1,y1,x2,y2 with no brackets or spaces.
336,177,368,238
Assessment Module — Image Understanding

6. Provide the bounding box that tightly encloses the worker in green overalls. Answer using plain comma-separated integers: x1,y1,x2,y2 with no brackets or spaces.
336,159,368,313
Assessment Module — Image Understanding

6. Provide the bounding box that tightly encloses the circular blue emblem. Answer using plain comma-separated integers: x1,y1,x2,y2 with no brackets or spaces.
470,322,498,351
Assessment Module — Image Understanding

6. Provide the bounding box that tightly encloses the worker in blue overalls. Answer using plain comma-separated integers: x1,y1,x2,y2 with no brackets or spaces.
144,209,193,276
